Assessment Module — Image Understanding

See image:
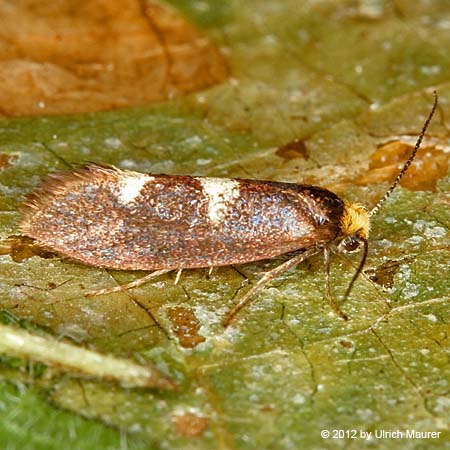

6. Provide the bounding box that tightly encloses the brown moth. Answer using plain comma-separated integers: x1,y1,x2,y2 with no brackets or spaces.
20,93,438,326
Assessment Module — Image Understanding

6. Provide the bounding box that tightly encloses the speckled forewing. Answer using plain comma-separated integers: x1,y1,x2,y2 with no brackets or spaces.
20,165,345,270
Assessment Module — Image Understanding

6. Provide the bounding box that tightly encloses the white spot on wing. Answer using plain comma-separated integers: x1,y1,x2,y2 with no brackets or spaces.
117,173,153,204
200,177,240,224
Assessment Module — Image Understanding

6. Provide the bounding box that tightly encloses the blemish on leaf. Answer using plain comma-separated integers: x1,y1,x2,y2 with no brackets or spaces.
167,306,205,348
172,412,208,437
0,236,54,262
0,153,18,171
365,257,413,289
339,339,354,349
275,139,309,160
259,403,275,412
356,140,448,191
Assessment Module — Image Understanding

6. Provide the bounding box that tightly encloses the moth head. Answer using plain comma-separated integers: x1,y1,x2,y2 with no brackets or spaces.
338,202,370,253
328,201,370,315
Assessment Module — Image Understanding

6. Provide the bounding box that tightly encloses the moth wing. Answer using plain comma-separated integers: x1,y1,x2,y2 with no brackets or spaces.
21,166,344,270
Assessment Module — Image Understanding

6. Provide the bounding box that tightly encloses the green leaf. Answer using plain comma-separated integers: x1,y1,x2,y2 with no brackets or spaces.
0,1,449,449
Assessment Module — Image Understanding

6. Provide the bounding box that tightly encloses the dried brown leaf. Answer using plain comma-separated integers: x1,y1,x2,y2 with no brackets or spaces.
0,0,228,116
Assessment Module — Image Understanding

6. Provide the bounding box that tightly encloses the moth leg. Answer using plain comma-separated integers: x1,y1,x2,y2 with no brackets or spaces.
223,247,320,327
85,268,172,297
323,247,348,321
174,268,183,285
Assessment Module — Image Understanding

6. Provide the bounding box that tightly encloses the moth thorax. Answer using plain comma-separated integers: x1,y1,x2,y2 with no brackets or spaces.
340,202,370,240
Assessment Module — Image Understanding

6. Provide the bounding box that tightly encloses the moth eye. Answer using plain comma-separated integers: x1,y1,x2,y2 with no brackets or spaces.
342,237,361,253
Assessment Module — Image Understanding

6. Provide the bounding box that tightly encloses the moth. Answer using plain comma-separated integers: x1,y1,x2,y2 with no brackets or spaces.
19,93,437,326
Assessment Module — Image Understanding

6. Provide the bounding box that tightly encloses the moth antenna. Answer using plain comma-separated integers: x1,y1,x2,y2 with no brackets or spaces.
341,238,369,304
323,247,348,320
369,91,438,217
